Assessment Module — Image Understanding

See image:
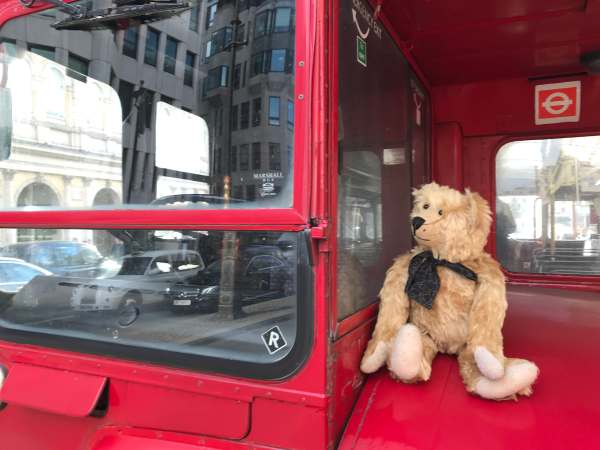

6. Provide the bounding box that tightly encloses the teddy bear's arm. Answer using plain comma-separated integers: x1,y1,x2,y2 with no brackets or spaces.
360,254,411,373
466,256,507,361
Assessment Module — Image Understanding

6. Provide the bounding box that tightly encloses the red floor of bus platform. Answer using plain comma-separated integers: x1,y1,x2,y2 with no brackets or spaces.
339,285,600,450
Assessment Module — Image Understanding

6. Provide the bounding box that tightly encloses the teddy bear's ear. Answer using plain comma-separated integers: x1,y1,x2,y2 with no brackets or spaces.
466,189,492,252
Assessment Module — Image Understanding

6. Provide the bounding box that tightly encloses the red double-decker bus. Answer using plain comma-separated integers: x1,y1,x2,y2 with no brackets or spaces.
0,0,599,449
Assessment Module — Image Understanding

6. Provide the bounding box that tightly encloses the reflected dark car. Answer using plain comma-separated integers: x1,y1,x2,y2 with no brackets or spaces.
0,241,119,278
0,257,52,309
168,246,294,313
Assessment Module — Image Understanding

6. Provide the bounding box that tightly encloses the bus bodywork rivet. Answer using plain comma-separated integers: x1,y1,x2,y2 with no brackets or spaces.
298,94,304,100
299,60,305,67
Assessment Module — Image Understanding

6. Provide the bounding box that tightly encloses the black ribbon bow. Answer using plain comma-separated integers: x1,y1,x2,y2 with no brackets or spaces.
405,251,478,309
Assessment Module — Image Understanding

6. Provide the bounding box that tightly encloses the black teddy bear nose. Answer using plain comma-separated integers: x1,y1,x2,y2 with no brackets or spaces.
412,216,426,230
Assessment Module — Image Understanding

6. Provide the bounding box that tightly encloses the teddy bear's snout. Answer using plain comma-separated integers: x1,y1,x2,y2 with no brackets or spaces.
412,216,426,231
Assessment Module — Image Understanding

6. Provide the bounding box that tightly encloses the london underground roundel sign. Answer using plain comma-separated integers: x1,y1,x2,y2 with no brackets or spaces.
535,81,581,125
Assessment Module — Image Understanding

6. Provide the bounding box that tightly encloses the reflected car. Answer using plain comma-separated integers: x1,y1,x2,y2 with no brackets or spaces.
168,246,294,313
0,257,52,308
0,241,119,278
70,250,205,313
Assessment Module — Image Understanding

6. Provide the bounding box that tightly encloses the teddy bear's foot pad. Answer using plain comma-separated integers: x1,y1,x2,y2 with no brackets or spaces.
389,324,423,380
474,346,504,380
474,361,539,400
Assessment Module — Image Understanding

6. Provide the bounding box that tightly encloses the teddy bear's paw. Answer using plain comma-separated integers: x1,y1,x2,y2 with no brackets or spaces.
474,346,504,380
388,324,423,381
360,340,389,374
474,361,539,400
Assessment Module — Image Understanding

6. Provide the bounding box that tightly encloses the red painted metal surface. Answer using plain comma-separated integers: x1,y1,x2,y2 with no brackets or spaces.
109,382,250,439
89,427,279,450
340,286,600,450
432,122,464,190
380,0,600,85
0,363,107,417
92,435,210,450
247,398,328,449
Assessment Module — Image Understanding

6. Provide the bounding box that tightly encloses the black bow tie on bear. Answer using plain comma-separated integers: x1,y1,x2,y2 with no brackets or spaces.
405,251,478,309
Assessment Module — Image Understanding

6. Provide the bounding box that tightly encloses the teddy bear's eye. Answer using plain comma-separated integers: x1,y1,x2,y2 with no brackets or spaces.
423,203,430,210
438,210,443,216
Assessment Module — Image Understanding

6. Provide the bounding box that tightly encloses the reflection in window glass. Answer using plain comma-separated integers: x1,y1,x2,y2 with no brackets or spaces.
252,143,262,170
240,101,250,129
0,1,296,210
496,137,600,275
122,28,138,59
184,51,196,87
270,49,286,72
269,143,281,170
164,36,178,74
269,96,280,125
189,5,200,32
144,28,160,66
240,144,250,170
274,8,292,32
0,229,302,369
254,10,271,37
252,97,262,127
28,44,55,61
337,0,419,320
67,53,89,82
206,1,218,29
287,100,294,129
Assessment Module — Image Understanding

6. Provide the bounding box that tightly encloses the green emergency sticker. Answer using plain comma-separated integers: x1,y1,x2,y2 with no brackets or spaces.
356,35,367,67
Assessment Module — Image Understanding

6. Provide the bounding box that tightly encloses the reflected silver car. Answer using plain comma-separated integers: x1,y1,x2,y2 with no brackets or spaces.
70,250,205,312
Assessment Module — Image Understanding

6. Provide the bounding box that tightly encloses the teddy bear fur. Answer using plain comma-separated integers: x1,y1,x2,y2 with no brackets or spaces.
360,182,539,400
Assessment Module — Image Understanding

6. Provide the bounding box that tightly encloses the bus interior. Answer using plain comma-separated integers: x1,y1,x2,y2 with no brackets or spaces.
339,1,600,449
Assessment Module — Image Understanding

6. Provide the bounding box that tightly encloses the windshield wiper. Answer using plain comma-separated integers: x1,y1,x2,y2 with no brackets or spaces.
19,1,192,31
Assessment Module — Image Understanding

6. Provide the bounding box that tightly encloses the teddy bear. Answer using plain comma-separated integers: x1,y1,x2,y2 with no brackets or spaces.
360,182,539,400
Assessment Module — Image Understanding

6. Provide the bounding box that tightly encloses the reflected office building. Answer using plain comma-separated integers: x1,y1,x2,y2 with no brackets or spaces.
0,0,295,247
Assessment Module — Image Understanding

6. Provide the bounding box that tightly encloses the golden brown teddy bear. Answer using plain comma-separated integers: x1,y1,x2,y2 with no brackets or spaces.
360,183,539,400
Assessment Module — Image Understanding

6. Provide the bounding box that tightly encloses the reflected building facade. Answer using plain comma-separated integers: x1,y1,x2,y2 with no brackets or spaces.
0,0,295,246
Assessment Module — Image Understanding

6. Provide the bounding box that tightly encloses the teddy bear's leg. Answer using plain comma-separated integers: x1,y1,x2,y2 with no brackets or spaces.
361,339,390,374
416,333,438,382
388,325,438,382
360,255,411,374
458,349,539,400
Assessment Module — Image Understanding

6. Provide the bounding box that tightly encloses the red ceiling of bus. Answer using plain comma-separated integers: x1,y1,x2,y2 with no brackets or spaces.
381,0,600,85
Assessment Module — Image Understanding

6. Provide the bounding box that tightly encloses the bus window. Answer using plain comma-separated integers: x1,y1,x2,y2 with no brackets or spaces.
0,229,307,378
336,0,430,320
0,0,296,210
496,136,600,275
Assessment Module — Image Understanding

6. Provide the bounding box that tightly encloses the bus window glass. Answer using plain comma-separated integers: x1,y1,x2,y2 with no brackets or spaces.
0,0,296,210
496,136,600,275
0,228,304,372
337,0,429,320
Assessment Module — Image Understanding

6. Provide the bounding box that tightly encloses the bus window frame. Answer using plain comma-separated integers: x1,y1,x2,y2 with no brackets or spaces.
0,0,317,381
492,131,600,291
0,228,315,381
0,0,312,228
